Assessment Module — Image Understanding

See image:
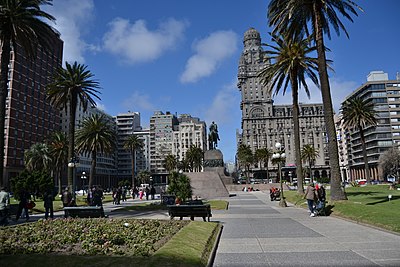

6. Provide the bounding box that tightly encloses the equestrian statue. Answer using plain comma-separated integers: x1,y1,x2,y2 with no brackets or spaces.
208,121,220,150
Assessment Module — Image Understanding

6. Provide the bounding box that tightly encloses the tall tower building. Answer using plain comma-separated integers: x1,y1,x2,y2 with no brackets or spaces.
342,71,400,181
115,112,142,181
237,28,329,180
2,33,63,186
149,111,178,180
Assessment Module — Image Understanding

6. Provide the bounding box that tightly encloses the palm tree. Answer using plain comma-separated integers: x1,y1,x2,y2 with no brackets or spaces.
24,143,52,172
185,145,204,172
255,148,273,183
177,159,190,173
123,134,144,189
75,114,116,189
237,144,253,183
164,154,178,173
301,144,319,184
258,33,321,194
48,131,68,194
341,97,377,185
137,170,151,186
47,61,100,191
0,0,56,186
268,0,362,200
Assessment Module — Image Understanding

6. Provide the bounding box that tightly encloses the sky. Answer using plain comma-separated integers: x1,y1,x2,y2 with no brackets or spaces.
44,0,400,163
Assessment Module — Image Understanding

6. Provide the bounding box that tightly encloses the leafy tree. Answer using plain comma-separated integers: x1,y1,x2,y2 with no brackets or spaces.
167,171,192,202
177,159,190,172
123,134,144,189
48,131,68,194
75,113,116,188
301,144,319,184
0,0,56,186
268,0,362,200
185,145,204,172
341,97,377,184
11,170,53,200
24,143,52,172
237,144,253,183
164,154,178,173
378,148,400,182
47,62,101,192
258,33,321,194
255,148,273,183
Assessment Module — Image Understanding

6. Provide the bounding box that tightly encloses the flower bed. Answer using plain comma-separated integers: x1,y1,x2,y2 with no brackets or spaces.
0,218,188,256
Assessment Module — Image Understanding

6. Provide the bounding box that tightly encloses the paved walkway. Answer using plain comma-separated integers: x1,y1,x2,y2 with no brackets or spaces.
5,191,400,266
212,191,400,267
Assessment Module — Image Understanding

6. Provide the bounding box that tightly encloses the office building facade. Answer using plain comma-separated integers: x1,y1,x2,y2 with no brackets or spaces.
341,71,400,181
2,33,63,186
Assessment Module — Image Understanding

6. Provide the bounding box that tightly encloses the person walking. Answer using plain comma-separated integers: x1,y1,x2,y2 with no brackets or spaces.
150,186,156,200
304,183,317,217
0,186,10,226
43,189,54,219
15,190,31,222
62,187,74,218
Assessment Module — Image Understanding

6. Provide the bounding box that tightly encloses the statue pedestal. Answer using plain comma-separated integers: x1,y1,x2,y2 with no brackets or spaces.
204,149,224,171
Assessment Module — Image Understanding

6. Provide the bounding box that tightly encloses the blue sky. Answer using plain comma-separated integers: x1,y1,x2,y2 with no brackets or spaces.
45,0,400,163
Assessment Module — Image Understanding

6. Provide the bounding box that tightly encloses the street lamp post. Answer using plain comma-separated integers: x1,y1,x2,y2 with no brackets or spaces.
272,142,287,207
68,156,80,200
81,171,87,195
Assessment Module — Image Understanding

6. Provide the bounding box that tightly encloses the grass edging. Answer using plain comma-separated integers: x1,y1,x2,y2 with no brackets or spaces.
149,221,221,267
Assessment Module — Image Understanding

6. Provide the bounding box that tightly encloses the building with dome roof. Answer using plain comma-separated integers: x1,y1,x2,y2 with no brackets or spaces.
236,28,330,182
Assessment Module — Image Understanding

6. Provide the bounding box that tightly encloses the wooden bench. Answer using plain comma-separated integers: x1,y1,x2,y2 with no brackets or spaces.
167,203,212,222
63,206,105,218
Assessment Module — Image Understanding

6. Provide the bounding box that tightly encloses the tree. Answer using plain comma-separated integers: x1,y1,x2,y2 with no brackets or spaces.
341,97,377,184
255,148,273,183
123,134,144,189
75,113,116,189
237,144,253,183
0,0,56,186
137,170,151,186
268,0,362,200
164,154,178,173
185,145,204,172
177,159,190,173
47,61,100,192
11,170,53,200
48,131,68,194
378,148,400,182
301,144,319,184
167,171,192,202
24,143,52,172
258,33,321,194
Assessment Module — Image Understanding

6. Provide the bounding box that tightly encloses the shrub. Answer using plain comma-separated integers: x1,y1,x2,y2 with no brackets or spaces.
167,172,192,201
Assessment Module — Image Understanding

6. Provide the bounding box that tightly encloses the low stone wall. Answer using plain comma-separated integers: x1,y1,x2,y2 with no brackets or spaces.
225,183,290,192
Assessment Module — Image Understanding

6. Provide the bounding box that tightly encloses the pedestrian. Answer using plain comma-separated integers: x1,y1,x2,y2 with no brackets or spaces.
150,186,156,200
116,187,122,204
62,187,74,218
43,189,54,219
304,183,317,217
87,187,94,205
139,189,144,200
0,186,10,226
145,186,150,200
92,186,104,207
122,187,127,202
15,190,31,222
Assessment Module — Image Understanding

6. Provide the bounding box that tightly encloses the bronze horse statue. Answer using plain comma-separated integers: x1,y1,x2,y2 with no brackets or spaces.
208,121,220,150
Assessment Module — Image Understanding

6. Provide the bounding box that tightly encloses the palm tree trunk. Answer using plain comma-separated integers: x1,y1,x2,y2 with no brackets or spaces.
313,3,346,200
0,39,11,187
359,127,371,184
291,71,305,195
89,150,96,189
131,149,135,188
68,96,78,192
58,168,62,195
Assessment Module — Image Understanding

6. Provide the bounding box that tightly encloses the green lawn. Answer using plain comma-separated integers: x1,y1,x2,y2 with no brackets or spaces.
284,184,400,233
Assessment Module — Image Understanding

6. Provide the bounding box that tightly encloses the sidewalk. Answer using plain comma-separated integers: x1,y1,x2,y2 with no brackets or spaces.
212,191,400,266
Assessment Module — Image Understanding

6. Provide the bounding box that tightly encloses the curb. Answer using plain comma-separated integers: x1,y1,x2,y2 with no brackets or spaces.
207,223,223,267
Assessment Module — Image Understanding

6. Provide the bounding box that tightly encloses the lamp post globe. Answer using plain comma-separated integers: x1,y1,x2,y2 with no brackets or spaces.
274,142,287,207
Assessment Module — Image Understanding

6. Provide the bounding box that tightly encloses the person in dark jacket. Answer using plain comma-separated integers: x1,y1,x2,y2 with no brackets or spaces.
43,189,54,219
15,190,30,221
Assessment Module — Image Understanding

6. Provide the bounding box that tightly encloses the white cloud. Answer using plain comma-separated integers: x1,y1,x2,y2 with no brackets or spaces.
180,31,238,83
46,0,96,63
103,18,188,64
95,102,106,111
272,78,358,112
123,91,155,111
204,80,239,125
